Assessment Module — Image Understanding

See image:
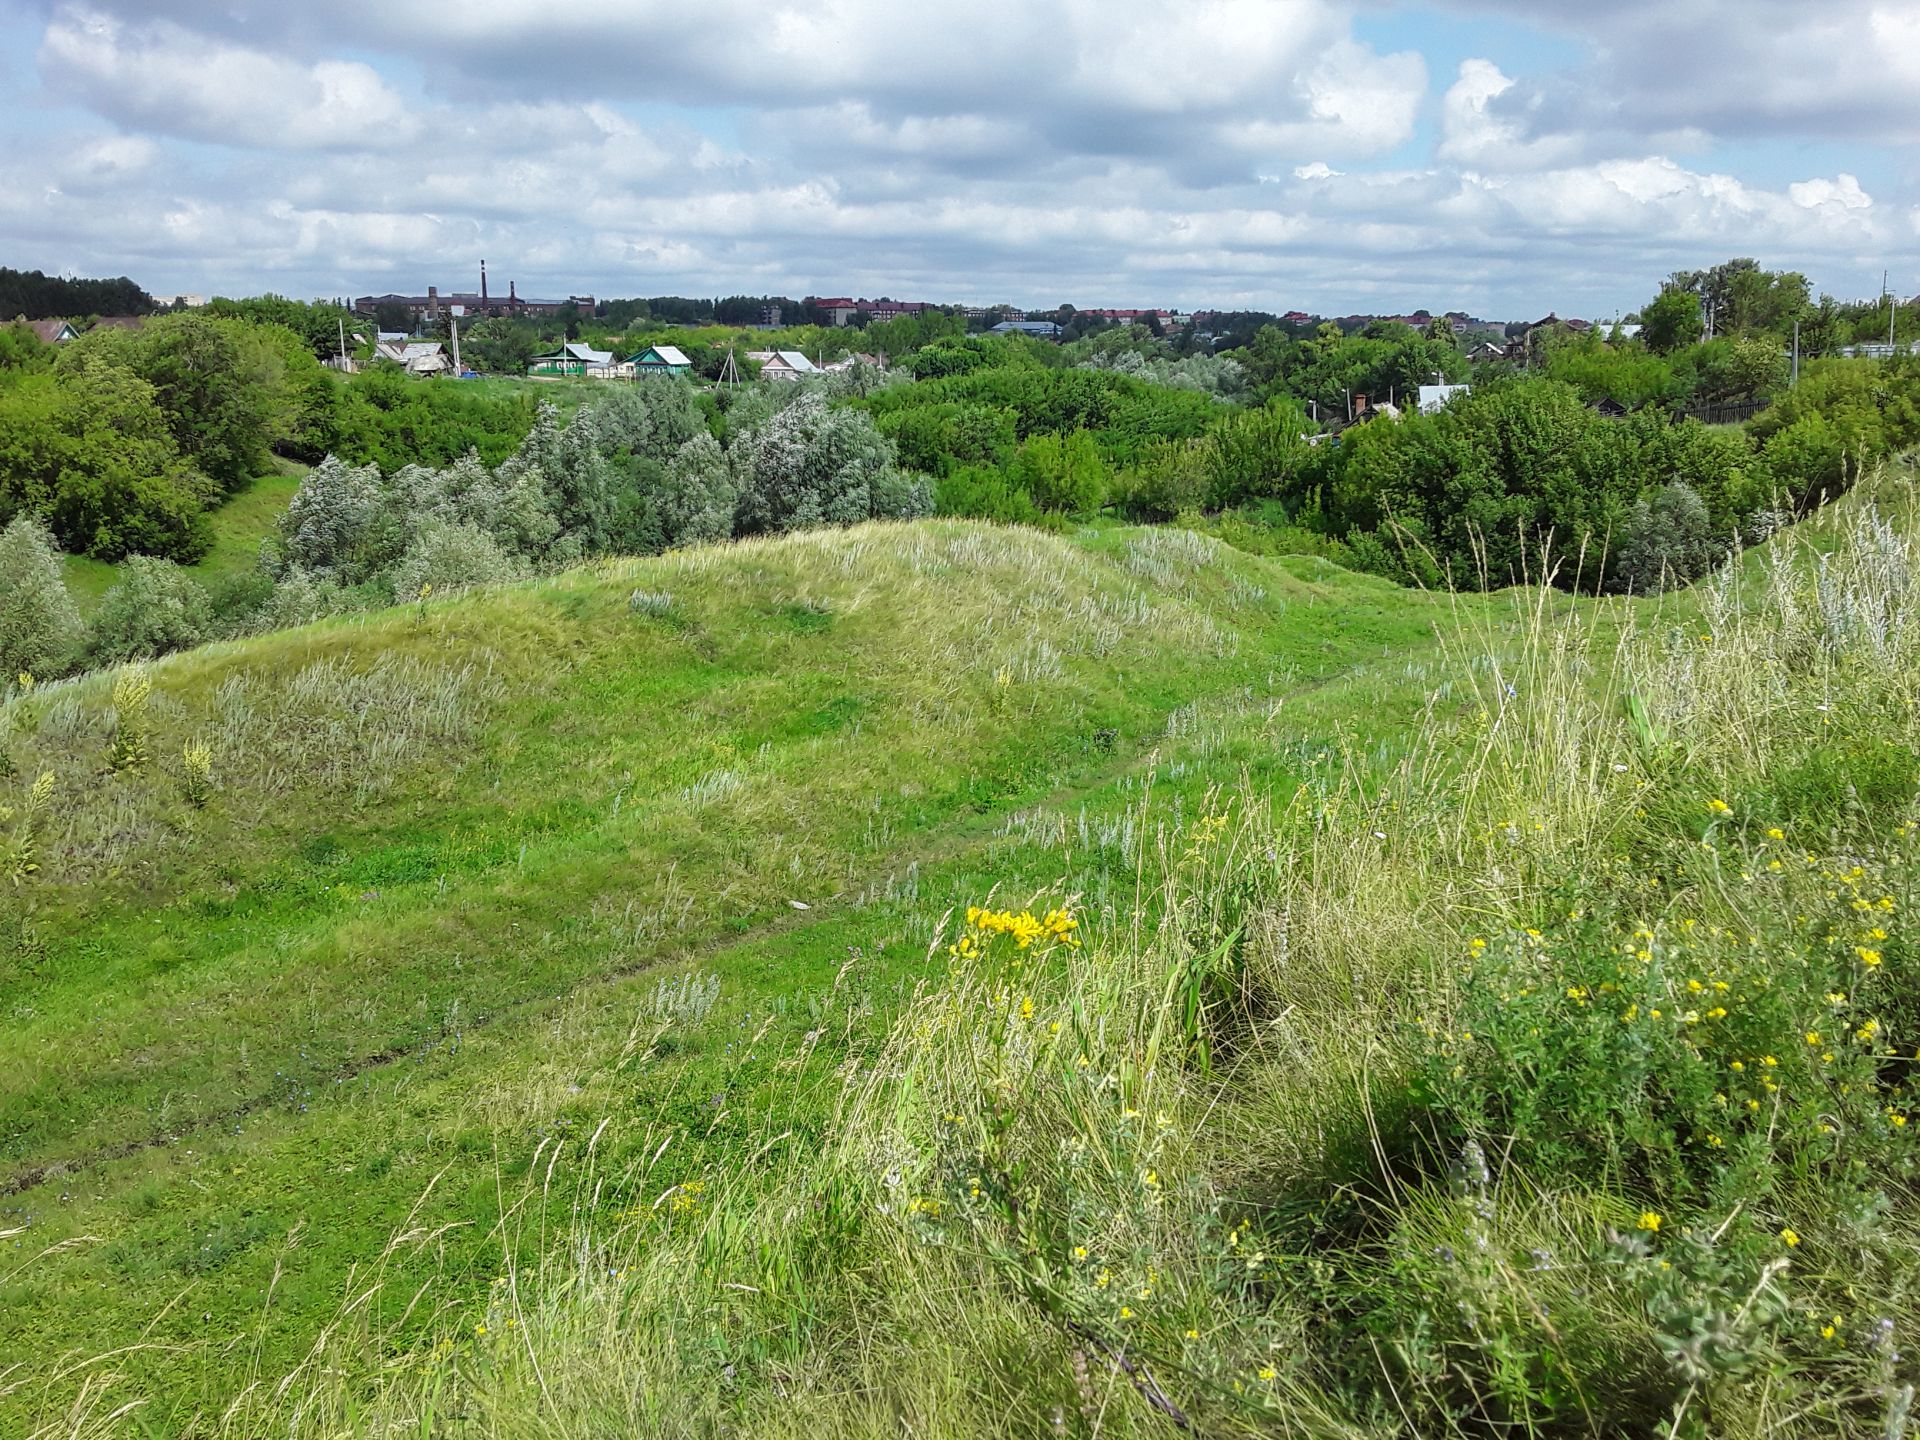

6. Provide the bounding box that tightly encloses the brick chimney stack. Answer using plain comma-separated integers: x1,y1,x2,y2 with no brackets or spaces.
480,261,488,305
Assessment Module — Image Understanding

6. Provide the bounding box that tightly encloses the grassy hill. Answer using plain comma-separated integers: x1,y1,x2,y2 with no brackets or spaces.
8,481,1920,1437
3,519,1472,1431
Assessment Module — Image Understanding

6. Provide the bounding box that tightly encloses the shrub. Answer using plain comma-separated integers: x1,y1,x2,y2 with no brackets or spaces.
1761,414,1853,509
0,516,84,680
91,556,214,663
1615,482,1722,594
933,464,1047,525
253,567,355,632
388,521,524,601
733,392,930,533
1011,429,1109,514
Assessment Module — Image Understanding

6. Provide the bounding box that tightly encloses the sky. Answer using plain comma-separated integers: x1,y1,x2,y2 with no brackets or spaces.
1,0,1916,320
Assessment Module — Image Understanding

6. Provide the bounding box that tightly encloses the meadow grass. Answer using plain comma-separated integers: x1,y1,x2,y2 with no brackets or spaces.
2,519,1464,1433
13,478,1920,1437
58,463,307,615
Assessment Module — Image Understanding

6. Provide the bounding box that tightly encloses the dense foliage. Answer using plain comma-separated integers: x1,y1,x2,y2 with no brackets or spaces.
0,266,151,321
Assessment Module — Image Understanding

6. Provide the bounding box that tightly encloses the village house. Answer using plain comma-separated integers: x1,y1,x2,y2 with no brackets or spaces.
631,344,693,377
747,349,821,381
18,318,79,344
528,341,618,378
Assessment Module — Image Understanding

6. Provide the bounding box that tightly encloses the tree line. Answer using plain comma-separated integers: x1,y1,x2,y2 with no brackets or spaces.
0,266,153,323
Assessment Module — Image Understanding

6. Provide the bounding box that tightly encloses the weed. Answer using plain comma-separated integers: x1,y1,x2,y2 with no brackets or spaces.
105,666,151,774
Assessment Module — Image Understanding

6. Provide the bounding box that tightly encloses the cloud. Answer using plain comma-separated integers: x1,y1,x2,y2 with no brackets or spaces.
0,0,1912,314
39,7,421,150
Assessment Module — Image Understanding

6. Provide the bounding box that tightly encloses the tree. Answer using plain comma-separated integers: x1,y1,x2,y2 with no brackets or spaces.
1640,287,1706,355
0,357,212,560
0,266,151,321
1668,259,1811,339
373,302,413,336
61,312,293,494
650,433,740,547
0,324,53,374
733,392,929,533
0,516,84,680
279,455,389,578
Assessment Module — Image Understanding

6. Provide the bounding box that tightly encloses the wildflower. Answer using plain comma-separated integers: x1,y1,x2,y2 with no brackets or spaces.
1805,1031,1821,1046
1766,827,1785,841
1185,1328,1200,1340
1638,1211,1663,1233
1118,1306,1134,1320
1707,798,1731,814
1889,1111,1909,1128
1858,947,1883,968
1257,1366,1277,1381
1780,1227,1800,1247
1141,1169,1160,1188
1073,1245,1088,1260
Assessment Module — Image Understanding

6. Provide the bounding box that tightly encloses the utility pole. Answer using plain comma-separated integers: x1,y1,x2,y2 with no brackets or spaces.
450,313,462,376
337,316,348,373
1890,271,1899,351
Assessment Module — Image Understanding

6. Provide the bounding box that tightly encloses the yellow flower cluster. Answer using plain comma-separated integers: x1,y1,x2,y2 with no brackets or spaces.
953,904,1080,954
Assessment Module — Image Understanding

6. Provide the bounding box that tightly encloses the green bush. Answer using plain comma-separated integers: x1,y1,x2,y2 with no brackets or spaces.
1010,430,1109,515
0,515,84,679
1616,482,1722,593
91,556,214,663
389,520,525,600
933,465,1047,525
1761,415,1853,508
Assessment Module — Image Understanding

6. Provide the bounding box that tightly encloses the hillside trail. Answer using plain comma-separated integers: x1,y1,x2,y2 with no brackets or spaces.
3,661,1354,1201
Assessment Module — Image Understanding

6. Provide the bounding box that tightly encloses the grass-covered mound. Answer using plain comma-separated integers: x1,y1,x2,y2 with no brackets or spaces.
26,469,1920,1438
2,519,1458,1433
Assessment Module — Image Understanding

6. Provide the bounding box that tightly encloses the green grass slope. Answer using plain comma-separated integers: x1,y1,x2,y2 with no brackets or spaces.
59,464,305,614
2,520,1472,1431
22,479,1920,1439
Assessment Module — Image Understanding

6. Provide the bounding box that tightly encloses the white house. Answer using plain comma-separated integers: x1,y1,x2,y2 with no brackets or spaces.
1417,383,1470,415
748,350,822,382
